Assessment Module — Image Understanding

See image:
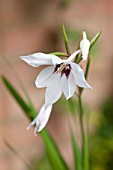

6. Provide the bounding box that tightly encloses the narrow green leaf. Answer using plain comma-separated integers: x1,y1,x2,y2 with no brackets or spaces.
50,52,68,57
1,76,34,120
90,32,102,50
1,52,34,106
83,114,90,170
68,98,78,116
67,119,82,170
62,25,71,55
85,57,90,80
41,130,69,170
76,57,82,64
66,111,82,170
1,53,37,117
70,130,82,170
83,131,89,170
1,76,69,170
4,139,31,169
74,54,79,63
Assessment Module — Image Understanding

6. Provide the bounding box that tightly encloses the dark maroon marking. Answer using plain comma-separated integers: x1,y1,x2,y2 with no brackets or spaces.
61,67,71,78
53,63,62,73
54,63,71,79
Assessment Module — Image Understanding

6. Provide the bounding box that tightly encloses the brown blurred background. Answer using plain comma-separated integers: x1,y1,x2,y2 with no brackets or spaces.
0,0,113,170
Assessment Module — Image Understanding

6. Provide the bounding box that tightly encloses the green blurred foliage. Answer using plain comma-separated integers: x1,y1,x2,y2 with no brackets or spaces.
59,0,71,8
32,156,52,170
57,96,79,116
1,76,69,170
90,98,113,170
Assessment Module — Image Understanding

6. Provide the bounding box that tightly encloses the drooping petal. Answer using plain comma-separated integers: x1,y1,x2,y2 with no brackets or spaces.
45,76,62,106
35,104,52,133
35,66,55,88
20,53,62,67
80,31,90,60
71,63,92,89
27,104,52,135
61,73,76,100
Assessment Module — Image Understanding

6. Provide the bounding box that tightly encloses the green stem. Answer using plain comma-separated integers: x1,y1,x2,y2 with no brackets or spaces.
84,116,89,170
78,94,85,149
78,92,89,170
85,57,90,79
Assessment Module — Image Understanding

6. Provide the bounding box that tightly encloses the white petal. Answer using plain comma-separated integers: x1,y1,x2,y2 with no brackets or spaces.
61,73,76,100
26,116,37,131
67,50,81,61
51,56,63,65
71,63,92,89
45,76,62,106
35,66,55,88
35,104,52,133
82,31,87,39
80,35,90,60
27,104,52,135
20,53,61,67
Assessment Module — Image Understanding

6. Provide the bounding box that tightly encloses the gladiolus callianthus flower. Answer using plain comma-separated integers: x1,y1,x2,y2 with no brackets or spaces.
20,50,91,107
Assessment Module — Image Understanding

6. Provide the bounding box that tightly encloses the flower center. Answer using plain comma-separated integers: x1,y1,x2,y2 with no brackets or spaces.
54,63,71,78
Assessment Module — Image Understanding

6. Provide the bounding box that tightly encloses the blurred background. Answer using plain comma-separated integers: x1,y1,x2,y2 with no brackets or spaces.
0,0,113,170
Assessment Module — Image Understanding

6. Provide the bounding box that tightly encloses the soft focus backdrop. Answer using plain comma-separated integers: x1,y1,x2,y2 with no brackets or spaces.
0,0,113,170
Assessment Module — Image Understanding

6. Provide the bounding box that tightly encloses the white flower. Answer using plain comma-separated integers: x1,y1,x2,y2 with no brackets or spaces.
20,50,92,107
27,104,52,135
80,31,90,60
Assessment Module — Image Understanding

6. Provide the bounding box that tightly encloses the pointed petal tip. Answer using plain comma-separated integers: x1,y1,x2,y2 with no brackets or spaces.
83,31,86,34
90,86,93,90
35,78,42,88
26,125,30,130
19,56,29,63
19,56,25,60
82,31,87,39
37,128,42,133
26,123,34,130
35,79,42,88
87,84,93,89
34,125,42,135
35,80,39,88
19,56,23,60
34,128,38,136
34,132,37,137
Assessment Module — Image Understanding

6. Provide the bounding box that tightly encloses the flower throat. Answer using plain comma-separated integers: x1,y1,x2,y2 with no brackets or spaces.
54,63,71,78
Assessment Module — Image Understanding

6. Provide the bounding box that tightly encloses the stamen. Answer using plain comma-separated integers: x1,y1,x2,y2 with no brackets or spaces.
54,63,71,78
56,63,66,74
